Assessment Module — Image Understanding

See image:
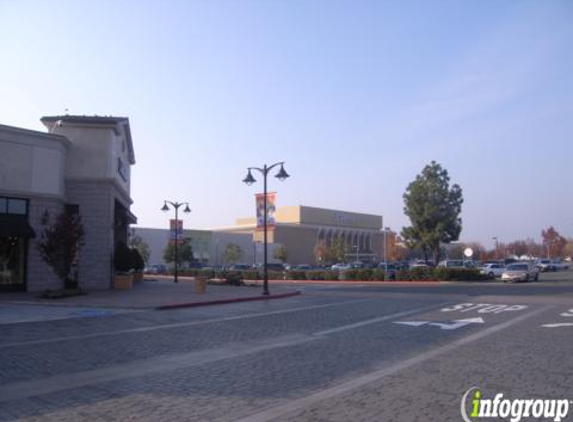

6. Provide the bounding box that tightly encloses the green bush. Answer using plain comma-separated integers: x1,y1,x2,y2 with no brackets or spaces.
285,270,306,280
131,249,145,271
224,271,243,286
240,270,260,280
304,270,339,281
433,267,486,281
395,267,434,281
114,241,134,273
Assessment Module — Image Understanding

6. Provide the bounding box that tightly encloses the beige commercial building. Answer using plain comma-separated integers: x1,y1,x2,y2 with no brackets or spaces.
0,115,136,292
221,205,389,265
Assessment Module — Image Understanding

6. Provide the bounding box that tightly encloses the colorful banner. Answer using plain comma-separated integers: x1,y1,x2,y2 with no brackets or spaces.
169,219,183,243
256,192,276,230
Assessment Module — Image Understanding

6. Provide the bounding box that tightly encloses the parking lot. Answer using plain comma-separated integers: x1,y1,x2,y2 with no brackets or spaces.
0,271,572,421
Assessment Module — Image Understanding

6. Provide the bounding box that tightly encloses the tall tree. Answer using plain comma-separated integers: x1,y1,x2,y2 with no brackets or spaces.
273,244,288,264
313,240,328,266
129,235,150,265
541,226,567,258
163,237,194,267
401,161,463,264
223,243,243,265
37,209,85,289
328,237,348,263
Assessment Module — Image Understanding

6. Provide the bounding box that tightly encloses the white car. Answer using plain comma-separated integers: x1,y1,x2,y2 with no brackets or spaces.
501,262,539,283
331,263,351,271
479,263,505,279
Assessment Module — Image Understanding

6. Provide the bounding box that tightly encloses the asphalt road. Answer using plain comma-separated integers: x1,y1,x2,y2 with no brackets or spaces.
1,272,572,422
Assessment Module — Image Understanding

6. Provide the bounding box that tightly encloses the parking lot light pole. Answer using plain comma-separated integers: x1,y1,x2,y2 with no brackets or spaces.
243,162,290,296
161,200,191,283
493,237,499,261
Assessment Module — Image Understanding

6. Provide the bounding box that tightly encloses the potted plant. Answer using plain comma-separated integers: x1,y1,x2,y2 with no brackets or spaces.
114,241,134,290
131,248,145,283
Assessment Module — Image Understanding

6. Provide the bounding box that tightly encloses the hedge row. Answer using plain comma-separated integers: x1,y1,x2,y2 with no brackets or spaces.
175,267,486,282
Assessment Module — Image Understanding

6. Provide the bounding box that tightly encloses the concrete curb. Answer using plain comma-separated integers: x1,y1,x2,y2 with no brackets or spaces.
155,290,302,311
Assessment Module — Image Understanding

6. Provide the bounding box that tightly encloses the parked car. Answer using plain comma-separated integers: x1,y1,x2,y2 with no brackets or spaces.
350,261,364,269
536,259,556,272
501,262,539,283
439,259,478,268
379,262,397,279
479,263,505,278
228,263,251,271
145,264,167,274
291,264,312,271
331,263,351,271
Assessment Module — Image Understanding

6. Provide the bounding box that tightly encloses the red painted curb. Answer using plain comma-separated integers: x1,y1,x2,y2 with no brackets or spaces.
155,290,301,311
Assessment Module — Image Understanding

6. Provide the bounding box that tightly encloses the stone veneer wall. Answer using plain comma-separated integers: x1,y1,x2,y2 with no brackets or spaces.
66,180,116,290
27,197,66,292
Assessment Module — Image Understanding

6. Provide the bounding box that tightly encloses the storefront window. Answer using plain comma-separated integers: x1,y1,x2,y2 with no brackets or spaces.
0,197,28,215
0,236,25,286
7,199,27,215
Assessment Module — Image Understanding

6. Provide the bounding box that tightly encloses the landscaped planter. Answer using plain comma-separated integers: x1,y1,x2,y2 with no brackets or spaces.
133,271,144,283
114,274,133,290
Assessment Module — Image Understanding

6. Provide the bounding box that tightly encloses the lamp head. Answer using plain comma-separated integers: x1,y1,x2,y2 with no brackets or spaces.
183,204,191,213
243,169,256,185
275,163,289,181
161,202,169,212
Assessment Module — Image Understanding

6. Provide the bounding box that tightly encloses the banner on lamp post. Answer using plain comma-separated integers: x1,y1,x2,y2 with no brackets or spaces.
256,192,276,230
169,219,183,244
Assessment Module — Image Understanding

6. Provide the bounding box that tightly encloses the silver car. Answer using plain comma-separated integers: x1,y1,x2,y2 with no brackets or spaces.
501,262,539,283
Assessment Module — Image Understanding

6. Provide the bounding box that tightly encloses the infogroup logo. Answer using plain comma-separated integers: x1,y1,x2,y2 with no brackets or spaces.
461,387,571,422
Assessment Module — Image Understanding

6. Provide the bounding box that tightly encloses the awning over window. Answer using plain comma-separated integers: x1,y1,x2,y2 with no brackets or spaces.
0,215,36,238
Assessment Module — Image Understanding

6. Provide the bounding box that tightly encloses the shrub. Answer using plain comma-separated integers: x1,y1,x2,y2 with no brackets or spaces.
285,270,306,280
114,241,134,273
224,271,243,286
131,248,145,272
304,270,339,281
433,267,486,281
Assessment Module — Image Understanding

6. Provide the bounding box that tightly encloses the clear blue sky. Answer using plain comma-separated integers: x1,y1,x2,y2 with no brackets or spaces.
1,0,572,247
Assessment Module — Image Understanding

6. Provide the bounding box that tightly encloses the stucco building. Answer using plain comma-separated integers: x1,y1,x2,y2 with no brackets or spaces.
224,205,387,265
0,115,136,292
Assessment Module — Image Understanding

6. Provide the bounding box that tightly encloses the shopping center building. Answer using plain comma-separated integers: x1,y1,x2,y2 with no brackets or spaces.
0,115,136,292
224,205,387,265
133,206,392,269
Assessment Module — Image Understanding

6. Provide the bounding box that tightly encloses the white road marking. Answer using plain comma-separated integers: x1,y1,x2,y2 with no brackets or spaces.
0,299,371,349
441,303,527,314
542,323,573,328
314,303,449,336
232,306,551,422
394,317,484,331
393,321,428,327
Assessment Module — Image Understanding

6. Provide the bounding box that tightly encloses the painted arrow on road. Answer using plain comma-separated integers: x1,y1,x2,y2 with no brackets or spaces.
542,323,573,328
393,317,484,330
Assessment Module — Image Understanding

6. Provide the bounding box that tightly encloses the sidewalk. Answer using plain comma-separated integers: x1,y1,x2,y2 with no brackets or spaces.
0,278,301,311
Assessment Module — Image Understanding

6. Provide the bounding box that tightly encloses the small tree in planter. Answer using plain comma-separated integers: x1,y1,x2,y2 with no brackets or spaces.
37,209,85,290
131,248,145,282
114,241,134,289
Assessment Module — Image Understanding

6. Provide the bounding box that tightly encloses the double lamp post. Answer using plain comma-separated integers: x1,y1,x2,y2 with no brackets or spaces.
243,162,289,295
161,200,191,283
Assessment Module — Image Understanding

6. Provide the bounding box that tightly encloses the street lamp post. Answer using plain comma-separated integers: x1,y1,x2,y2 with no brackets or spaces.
243,162,290,296
492,237,499,261
161,200,191,283
383,226,390,280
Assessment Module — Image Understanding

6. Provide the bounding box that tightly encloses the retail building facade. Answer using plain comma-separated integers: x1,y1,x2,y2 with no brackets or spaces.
0,116,136,292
